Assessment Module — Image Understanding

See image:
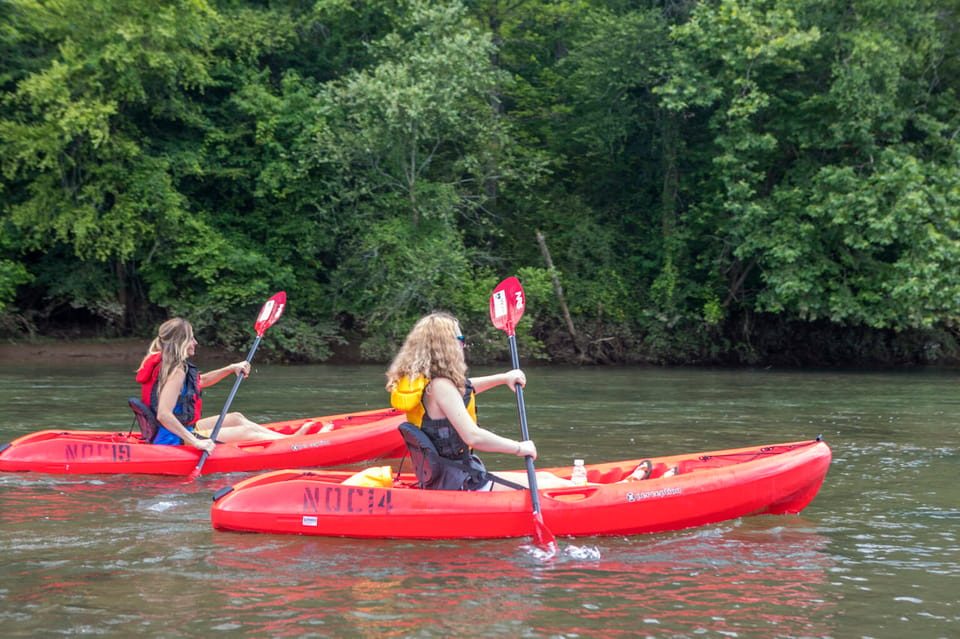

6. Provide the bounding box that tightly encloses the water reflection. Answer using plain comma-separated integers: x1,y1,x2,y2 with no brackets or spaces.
203,518,834,638
0,474,206,527
2,364,958,637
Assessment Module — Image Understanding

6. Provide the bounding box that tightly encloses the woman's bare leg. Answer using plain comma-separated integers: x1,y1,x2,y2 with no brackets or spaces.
489,470,574,491
196,412,309,442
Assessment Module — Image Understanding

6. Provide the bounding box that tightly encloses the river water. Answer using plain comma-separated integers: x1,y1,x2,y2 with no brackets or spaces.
0,361,957,638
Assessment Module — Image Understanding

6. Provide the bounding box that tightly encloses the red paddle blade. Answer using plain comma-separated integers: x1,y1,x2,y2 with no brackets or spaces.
489,277,525,336
254,291,286,336
533,512,558,554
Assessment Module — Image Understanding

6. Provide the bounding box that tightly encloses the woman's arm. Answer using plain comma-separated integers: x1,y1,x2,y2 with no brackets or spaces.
429,377,536,459
469,369,526,394
156,367,214,452
199,361,250,388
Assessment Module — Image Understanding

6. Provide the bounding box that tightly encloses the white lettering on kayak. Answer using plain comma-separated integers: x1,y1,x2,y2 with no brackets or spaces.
290,440,331,452
626,487,682,502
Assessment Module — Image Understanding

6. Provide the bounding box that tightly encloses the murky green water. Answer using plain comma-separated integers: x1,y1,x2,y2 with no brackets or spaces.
1,361,957,637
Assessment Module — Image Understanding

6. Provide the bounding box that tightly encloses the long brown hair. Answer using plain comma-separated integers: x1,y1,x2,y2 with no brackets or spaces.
138,318,194,393
385,312,467,392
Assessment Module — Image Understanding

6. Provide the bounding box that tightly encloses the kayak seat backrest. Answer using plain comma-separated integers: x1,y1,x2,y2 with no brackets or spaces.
397,422,442,489
128,397,160,444
397,422,526,491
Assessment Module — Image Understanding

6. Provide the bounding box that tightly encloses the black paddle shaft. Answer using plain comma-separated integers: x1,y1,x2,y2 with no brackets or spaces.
508,333,544,516
194,334,262,472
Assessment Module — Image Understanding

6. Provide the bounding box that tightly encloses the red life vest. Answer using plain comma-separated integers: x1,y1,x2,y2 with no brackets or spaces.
135,353,203,425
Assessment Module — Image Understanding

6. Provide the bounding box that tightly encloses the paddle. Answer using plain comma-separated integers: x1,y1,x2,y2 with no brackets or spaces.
489,277,558,553
190,291,287,478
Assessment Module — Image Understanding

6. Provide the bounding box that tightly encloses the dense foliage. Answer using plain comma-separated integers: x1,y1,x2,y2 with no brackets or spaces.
2,0,958,365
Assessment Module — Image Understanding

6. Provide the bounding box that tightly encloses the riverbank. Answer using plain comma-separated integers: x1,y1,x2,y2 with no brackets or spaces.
0,339,241,366
3,332,957,369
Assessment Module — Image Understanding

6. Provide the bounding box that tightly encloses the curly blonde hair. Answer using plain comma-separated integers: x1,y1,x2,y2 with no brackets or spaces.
385,312,467,392
139,318,194,393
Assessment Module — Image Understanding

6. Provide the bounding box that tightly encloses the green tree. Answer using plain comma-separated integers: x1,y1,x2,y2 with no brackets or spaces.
746,0,960,329
0,0,222,330
2,0,959,365
300,0,546,357
544,7,675,349
657,0,960,335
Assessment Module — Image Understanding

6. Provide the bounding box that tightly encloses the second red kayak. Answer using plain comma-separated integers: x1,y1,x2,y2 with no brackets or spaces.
210,438,831,539
0,407,406,476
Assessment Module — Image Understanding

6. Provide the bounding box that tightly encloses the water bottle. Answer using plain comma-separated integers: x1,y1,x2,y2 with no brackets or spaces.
571,459,588,486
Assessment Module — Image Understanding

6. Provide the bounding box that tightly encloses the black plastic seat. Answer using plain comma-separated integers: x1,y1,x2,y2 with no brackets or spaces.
128,397,160,443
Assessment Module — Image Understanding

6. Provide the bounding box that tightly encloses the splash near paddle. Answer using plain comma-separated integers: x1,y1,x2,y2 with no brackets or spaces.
489,277,558,555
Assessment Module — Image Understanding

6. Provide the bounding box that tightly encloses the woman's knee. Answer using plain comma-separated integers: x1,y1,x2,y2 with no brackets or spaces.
223,412,251,427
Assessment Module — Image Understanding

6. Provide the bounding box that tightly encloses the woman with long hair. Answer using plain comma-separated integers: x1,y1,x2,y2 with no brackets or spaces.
386,312,572,491
136,318,307,451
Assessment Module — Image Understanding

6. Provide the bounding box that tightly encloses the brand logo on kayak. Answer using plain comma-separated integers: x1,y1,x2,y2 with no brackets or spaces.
65,443,132,462
626,487,681,502
302,486,392,516
290,440,331,452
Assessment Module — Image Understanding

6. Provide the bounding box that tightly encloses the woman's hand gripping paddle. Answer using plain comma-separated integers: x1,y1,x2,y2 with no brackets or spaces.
490,277,558,554
189,292,287,478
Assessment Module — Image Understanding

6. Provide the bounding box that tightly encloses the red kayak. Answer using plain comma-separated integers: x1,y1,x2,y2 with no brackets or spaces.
0,408,406,476
210,438,831,539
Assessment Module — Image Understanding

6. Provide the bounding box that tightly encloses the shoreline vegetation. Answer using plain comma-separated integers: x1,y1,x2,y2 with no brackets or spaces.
3,330,960,369
3,2,959,375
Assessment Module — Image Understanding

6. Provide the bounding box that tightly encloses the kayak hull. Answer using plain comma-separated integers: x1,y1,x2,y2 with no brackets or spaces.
210,439,831,539
0,408,406,476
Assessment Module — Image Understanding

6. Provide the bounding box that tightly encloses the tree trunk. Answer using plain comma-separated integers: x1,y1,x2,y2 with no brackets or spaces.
536,231,579,349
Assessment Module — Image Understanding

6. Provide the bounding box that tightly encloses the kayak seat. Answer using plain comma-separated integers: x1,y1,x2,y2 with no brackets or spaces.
128,397,160,444
398,422,446,489
397,422,524,491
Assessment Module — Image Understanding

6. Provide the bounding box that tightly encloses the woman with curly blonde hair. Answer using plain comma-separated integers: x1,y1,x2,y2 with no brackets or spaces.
386,312,572,491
